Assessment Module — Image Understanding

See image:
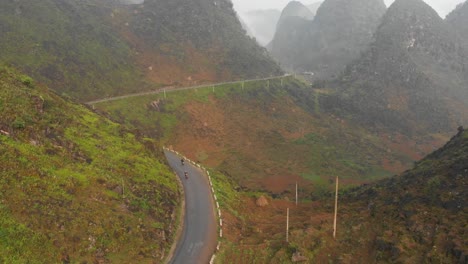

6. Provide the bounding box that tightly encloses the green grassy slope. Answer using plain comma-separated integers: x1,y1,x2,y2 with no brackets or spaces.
94,77,440,195
238,129,467,263
0,67,179,263
0,0,143,101
287,129,468,263
0,0,282,102
343,128,467,262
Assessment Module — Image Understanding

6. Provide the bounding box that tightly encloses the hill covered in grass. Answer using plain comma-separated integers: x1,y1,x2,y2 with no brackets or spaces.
0,66,179,263
0,0,142,101
0,0,281,101
93,77,446,196
282,128,468,263
209,129,467,263
340,127,467,262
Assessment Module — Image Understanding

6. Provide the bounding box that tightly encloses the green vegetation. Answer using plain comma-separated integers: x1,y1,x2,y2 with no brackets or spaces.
0,67,179,262
95,76,419,199
337,129,468,262
0,0,143,101
0,0,283,102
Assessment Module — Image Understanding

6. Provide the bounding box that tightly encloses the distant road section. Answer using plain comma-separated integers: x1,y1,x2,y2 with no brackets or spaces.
86,75,292,105
165,150,217,264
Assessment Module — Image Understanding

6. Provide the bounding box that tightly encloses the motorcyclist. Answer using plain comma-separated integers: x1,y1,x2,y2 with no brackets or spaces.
181,158,185,166
184,171,188,179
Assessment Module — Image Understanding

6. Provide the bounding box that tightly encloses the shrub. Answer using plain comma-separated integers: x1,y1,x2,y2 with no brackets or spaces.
11,117,26,129
19,75,34,87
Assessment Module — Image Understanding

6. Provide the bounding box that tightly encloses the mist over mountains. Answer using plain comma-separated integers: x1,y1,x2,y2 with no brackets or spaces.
328,0,468,134
241,9,281,46
270,0,387,78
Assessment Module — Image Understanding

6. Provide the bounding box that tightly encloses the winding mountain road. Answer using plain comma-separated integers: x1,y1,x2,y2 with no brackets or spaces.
165,150,217,264
86,75,291,105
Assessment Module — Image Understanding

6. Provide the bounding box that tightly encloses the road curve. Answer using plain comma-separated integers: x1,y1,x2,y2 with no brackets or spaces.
165,150,217,264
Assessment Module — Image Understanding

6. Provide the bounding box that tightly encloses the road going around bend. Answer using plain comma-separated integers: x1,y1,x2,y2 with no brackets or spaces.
165,150,217,264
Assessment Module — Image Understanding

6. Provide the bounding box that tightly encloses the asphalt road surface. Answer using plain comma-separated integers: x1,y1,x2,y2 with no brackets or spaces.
165,150,217,264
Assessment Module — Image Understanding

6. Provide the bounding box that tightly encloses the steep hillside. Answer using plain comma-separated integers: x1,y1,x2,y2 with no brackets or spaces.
120,0,282,83
270,0,386,78
0,0,282,101
0,0,142,101
212,128,467,263
330,0,468,134
243,127,468,264
340,127,468,262
94,77,445,195
0,67,179,263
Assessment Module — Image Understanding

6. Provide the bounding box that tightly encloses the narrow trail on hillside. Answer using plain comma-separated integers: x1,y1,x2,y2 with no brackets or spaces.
86,75,291,105
165,150,217,264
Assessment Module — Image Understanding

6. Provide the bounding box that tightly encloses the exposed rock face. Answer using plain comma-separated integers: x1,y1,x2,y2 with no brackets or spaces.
270,0,386,78
256,196,269,207
328,0,468,134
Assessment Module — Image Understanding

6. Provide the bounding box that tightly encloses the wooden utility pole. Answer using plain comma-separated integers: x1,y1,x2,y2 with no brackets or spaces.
333,176,339,239
286,208,290,243
295,182,298,206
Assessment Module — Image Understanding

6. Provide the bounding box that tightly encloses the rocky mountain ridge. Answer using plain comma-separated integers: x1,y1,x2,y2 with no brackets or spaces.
328,0,468,134
270,0,387,78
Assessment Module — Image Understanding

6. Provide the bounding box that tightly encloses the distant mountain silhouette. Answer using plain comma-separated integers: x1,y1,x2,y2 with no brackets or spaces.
267,1,314,59
241,9,282,46
270,0,386,78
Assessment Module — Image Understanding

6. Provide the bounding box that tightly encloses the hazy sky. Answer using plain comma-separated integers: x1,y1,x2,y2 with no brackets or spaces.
231,0,466,18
